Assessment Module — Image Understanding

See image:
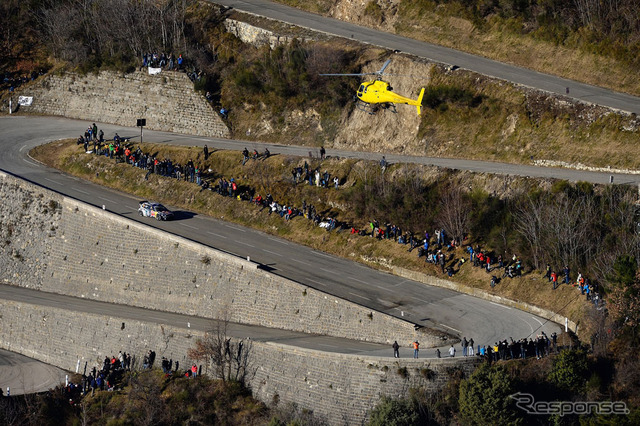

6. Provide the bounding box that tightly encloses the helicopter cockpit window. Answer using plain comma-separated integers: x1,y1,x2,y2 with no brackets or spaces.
358,84,365,94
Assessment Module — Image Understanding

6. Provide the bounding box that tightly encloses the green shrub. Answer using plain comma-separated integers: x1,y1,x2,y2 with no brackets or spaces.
459,363,522,425
548,348,589,396
368,396,419,426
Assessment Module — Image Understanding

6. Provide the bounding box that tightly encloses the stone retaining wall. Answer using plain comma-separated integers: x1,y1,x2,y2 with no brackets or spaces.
0,299,479,424
224,18,315,48
8,70,229,139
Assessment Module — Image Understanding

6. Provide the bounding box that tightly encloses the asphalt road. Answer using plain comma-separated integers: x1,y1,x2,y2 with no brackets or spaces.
212,0,640,115
0,348,67,396
0,115,565,356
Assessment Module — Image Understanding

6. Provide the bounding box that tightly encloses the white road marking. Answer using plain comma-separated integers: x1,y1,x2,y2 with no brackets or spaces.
19,145,26,152
207,231,227,239
531,316,543,326
178,223,198,230
263,249,282,256
314,251,333,259
44,178,62,185
325,269,340,275
22,158,39,166
307,278,326,286
237,241,255,247
372,284,391,292
348,292,371,301
293,258,310,265
73,188,89,195
489,301,511,309
225,224,246,232
317,343,336,348
98,197,116,203
268,237,289,245
440,323,462,334
350,277,368,284
520,317,534,334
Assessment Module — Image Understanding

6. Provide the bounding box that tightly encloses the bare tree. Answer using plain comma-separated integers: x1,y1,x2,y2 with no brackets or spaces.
514,191,598,271
513,194,545,270
188,312,253,385
437,185,470,245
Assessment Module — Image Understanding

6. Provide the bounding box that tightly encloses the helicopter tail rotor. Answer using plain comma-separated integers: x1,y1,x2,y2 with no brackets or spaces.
416,87,425,115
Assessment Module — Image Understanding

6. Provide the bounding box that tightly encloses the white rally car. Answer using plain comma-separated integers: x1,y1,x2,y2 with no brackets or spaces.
138,201,174,221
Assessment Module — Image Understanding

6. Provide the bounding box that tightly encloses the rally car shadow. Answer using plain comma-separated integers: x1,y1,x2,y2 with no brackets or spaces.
171,210,197,221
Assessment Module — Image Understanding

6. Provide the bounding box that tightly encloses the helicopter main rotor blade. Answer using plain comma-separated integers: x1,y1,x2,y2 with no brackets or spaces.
377,59,392,75
319,73,377,77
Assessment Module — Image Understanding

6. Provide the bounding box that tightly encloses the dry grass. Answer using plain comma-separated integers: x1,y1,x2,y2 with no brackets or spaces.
414,68,640,169
31,139,593,337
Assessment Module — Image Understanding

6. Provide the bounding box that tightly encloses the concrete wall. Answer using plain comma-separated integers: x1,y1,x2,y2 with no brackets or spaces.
9,70,229,139
0,298,478,424
0,171,437,346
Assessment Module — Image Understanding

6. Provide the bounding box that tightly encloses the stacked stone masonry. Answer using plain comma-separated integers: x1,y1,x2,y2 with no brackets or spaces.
224,19,316,48
11,70,229,139
0,299,479,425
0,171,436,346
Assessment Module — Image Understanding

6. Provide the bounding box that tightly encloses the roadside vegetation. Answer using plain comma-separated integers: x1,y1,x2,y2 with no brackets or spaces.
0,369,312,425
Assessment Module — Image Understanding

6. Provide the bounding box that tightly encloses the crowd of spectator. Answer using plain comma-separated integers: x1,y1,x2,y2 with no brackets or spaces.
56,347,203,406
440,331,561,362
2,70,45,92
79,128,605,308
142,52,183,72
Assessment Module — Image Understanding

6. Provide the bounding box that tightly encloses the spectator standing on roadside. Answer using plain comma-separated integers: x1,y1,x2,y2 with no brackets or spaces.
392,341,400,358
413,341,420,359
203,145,209,160
449,345,456,357
544,264,551,281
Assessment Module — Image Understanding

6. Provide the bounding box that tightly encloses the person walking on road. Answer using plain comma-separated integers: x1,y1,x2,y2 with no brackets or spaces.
449,344,456,357
392,341,400,358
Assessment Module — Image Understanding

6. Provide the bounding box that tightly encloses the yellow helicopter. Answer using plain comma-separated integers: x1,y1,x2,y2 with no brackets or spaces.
321,59,425,115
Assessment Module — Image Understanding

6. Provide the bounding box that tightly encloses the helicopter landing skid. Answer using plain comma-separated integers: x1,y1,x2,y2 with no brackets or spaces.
356,99,397,115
